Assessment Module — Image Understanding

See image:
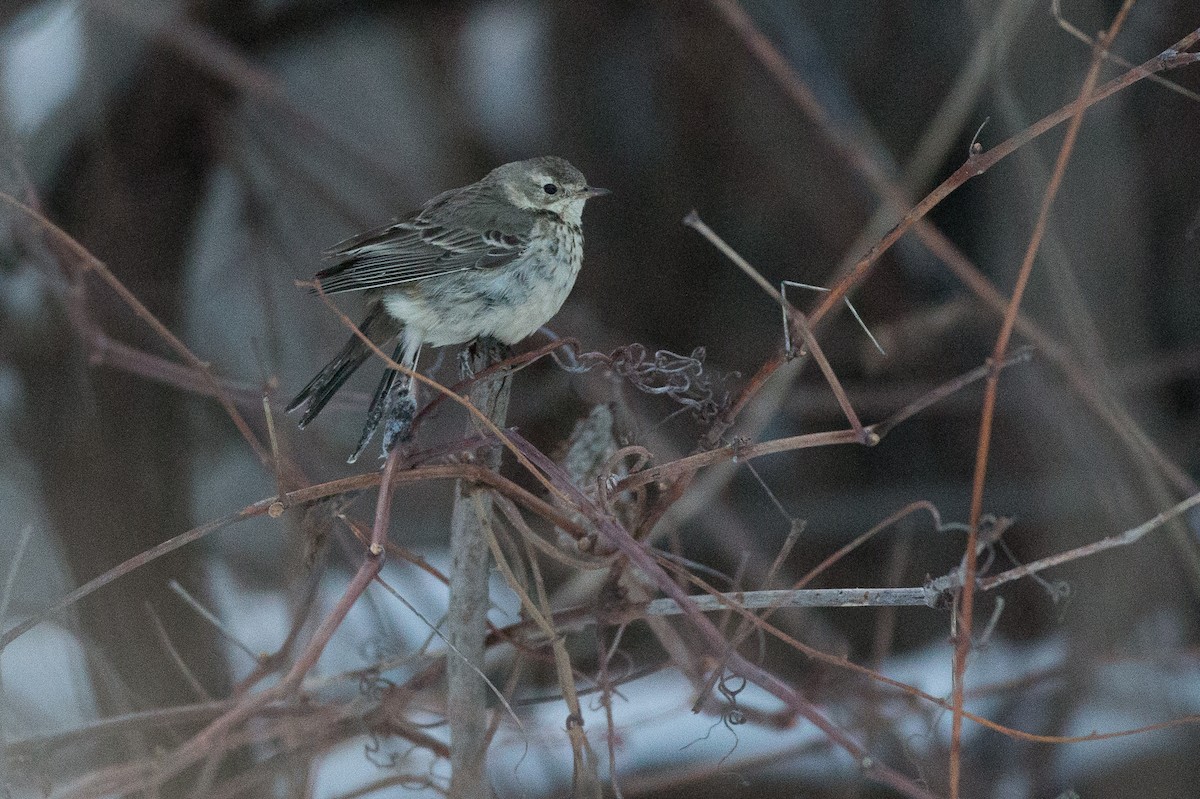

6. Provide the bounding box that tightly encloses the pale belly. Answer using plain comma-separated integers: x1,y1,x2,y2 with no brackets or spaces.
380,230,582,347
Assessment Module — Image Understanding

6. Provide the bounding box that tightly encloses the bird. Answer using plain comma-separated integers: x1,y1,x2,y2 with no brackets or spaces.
286,156,608,463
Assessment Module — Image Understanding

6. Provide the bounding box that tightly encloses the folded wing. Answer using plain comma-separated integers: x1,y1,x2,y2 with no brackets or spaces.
315,216,529,295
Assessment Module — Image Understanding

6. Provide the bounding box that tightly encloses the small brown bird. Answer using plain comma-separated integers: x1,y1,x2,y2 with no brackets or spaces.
287,156,608,462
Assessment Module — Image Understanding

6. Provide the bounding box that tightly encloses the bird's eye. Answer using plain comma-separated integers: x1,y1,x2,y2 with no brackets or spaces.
542,183,558,195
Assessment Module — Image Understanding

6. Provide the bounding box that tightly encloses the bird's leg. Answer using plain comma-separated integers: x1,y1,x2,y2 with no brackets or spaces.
458,345,476,379
381,391,417,455
483,337,512,367
381,340,423,456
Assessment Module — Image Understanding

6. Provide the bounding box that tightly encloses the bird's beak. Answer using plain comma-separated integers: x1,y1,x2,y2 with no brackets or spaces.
581,186,611,198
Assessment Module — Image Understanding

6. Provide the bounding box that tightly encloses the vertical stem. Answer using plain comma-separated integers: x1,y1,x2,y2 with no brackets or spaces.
447,337,511,799
948,6,1133,796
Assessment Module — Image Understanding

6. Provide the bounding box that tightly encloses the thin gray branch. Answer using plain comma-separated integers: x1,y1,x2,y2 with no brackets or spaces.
643,586,940,617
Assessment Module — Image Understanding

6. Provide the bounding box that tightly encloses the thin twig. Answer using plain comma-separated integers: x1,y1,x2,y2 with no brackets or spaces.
683,211,871,442
1051,0,1200,102
0,525,33,628
0,192,272,467
976,490,1200,591
145,602,213,701
168,580,261,664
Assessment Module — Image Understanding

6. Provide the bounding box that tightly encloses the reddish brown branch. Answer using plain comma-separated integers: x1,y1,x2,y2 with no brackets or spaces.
951,6,1135,796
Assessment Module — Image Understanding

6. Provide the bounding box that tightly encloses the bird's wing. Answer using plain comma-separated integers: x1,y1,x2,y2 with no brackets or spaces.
314,188,533,295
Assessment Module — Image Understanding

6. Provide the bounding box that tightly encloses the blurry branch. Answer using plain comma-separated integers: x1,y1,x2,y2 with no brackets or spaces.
1051,0,1200,102
0,191,275,469
90,0,414,200
168,579,260,664
952,6,1135,795
913,221,1200,498
144,602,212,702
1,505,253,653
0,525,32,629
904,0,1034,185
89,332,268,409
0,522,32,782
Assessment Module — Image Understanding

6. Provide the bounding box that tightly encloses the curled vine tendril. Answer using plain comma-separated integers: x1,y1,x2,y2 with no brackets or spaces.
554,342,737,423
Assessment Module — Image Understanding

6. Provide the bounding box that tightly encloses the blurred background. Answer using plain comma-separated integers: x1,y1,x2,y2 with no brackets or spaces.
1,0,1199,797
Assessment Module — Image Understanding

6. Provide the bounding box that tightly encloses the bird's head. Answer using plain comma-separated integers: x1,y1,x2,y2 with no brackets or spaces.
493,156,609,224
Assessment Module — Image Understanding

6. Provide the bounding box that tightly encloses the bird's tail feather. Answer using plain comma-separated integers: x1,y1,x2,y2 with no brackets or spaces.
286,304,400,428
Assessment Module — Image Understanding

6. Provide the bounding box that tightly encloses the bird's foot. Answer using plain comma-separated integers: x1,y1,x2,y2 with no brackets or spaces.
381,392,417,456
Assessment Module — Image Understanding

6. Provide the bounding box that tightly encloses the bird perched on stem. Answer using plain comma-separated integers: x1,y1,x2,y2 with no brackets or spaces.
287,156,608,463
